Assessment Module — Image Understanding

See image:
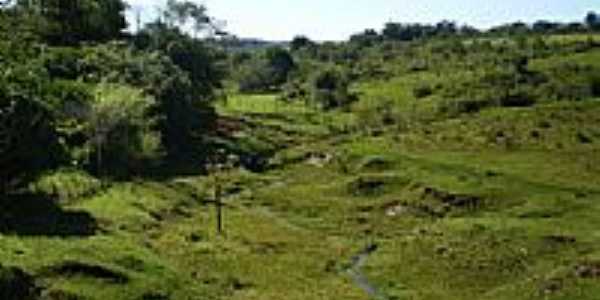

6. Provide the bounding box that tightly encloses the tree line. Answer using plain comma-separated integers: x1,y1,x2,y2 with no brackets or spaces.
0,0,225,193
347,12,600,45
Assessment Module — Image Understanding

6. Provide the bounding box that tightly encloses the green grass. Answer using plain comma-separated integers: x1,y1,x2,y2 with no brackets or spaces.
3,36,600,300
3,91,600,299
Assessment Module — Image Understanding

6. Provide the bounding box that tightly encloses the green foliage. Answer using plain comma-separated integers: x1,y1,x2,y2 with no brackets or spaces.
236,59,275,93
310,67,355,110
439,63,541,115
53,41,219,165
538,62,600,101
235,47,295,93
43,47,85,80
0,49,63,191
16,0,127,45
0,0,227,188
350,29,382,47
265,47,296,85
413,83,434,99
133,24,224,163
290,35,316,52
586,11,600,30
0,265,37,300
28,168,102,202
87,84,160,175
134,23,225,98
164,0,210,35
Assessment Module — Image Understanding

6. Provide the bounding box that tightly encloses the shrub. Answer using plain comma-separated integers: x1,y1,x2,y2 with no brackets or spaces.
87,84,161,176
0,265,38,300
413,83,434,98
0,59,64,191
280,80,308,101
236,61,274,93
440,65,539,115
28,169,103,202
43,48,85,80
538,63,600,101
234,48,295,93
310,67,356,110
589,72,600,97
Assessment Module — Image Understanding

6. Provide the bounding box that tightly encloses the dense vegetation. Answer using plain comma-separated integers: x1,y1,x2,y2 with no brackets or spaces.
0,0,226,190
1,1,600,299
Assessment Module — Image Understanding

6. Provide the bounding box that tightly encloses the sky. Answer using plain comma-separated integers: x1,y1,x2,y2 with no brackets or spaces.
125,0,600,41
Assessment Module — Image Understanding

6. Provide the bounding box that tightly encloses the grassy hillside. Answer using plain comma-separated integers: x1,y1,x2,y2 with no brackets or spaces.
2,36,600,300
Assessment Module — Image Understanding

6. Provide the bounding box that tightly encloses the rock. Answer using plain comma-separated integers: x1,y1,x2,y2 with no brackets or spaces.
575,262,600,278
306,152,333,167
384,203,410,217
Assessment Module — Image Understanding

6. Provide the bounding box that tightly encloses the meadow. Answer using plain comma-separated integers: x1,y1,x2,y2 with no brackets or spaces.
2,2,600,299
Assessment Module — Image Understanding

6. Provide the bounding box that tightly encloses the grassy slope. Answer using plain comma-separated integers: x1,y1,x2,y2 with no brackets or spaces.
2,46,600,300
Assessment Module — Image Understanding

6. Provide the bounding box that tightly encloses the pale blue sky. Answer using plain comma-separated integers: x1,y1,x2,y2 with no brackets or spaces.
126,0,600,41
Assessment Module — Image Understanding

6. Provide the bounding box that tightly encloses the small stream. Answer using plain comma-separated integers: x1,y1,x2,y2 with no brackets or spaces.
344,243,389,300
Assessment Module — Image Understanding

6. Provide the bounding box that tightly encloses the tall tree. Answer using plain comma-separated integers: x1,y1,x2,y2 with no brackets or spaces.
16,0,127,45
586,11,600,30
135,5,225,164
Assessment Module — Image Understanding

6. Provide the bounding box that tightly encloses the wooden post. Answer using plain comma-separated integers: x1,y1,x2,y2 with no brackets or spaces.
214,174,223,235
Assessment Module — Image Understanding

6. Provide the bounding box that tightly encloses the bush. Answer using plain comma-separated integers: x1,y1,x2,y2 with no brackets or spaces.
234,48,296,93
236,61,274,93
0,265,38,300
440,65,539,115
591,73,600,97
280,80,308,101
413,83,434,98
538,63,600,101
43,48,85,80
310,67,356,110
77,42,217,164
87,84,161,176
0,59,64,191
28,169,103,202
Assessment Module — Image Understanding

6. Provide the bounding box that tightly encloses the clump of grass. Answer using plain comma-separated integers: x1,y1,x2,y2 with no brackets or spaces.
28,169,103,202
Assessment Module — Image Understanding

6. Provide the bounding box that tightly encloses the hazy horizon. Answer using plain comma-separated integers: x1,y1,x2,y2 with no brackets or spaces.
126,0,599,41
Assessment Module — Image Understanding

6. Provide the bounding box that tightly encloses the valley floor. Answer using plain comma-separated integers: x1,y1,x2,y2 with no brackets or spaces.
2,95,600,300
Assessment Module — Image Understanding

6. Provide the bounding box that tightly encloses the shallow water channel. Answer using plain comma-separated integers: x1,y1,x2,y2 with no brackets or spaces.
344,243,389,300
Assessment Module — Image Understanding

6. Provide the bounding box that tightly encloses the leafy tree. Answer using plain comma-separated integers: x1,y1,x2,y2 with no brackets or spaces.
236,61,273,93
265,47,295,86
350,29,382,47
0,55,63,192
586,11,600,30
134,18,224,163
16,0,128,45
135,21,224,99
310,67,354,110
531,20,560,33
290,35,316,51
86,84,159,176
164,0,210,36
234,47,295,92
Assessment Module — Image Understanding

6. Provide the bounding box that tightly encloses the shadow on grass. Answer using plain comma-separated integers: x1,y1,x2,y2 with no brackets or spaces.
0,193,98,237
